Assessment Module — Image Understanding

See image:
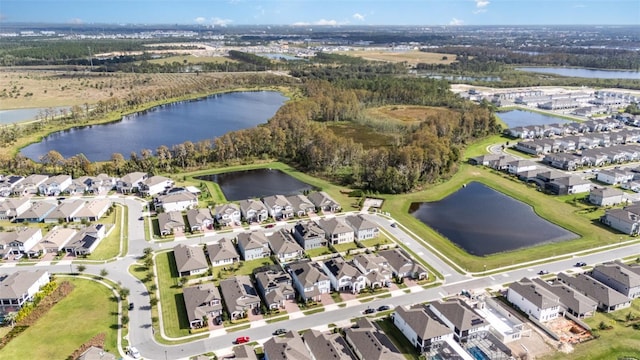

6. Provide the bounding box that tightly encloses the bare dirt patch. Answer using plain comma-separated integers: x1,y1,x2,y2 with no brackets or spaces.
337,50,458,66
366,105,458,125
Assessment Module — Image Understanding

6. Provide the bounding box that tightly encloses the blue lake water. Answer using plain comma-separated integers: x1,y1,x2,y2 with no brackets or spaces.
516,67,640,79
195,168,317,201
410,181,578,256
0,106,71,124
496,110,573,128
20,91,287,162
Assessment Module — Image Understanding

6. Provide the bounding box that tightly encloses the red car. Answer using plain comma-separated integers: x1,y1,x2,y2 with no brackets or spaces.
235,336,250,344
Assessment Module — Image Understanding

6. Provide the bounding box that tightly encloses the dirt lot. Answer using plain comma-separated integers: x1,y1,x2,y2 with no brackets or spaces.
507,327,555,360
337,50,458,66
547,317,593,344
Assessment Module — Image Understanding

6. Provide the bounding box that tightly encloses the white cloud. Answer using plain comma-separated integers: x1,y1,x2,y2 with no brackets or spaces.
315,19,338,26
475,0,490,8
211,17,233,27
68,18,83,24
293,19,342,26
449,18,464,25
194,17,206,24
353,13,365,21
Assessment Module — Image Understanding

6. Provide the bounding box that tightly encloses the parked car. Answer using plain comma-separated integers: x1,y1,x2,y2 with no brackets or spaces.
235,336,250,344
273,328,287,335
575,261,587,267
128,347,141,359
14,254,24,261
390,223,397,228
129,302,135,311
377,305,391,311
363,308,376,314
265,224,275,228
138,216,144,221
538,270,549,275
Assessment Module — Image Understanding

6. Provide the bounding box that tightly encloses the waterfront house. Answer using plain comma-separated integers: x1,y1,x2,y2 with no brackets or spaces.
239,199,269,224
262,195,294,220
307,191,341,213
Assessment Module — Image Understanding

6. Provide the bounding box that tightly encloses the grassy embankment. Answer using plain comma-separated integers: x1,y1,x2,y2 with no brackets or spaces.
0,278,118,359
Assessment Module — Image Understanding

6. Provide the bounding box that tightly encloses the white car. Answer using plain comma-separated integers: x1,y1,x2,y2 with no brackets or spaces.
129,347,141,359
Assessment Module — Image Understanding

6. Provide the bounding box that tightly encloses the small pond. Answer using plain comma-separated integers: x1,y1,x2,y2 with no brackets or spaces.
516,67,640,80
496,109,573,128
410,181,578,256
195,168,317,201
0,106,71,125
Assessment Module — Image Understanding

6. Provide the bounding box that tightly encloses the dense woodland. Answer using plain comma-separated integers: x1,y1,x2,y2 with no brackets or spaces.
1,63,498,193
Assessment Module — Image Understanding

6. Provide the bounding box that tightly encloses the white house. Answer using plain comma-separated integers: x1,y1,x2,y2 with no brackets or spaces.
507,160,537,175
116,172,148,194
214,203,241,227
321,257,366,294
38,175,72,196
0,198,30,220
239,199,269,224
153,192,198,212
140,175,174,196
507,277,561,322
429,299,490,343
0,270,50,315
318,217,354,245
589,187,625,207
393,305,453,353
288,261,331,302
262,195,294,220
344,214,379,241
597,170,634,185
2,228,43,256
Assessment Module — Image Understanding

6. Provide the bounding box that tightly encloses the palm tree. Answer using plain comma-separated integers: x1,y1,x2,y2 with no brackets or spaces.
4,312,18,328
100,269,108,278
77,264,86,273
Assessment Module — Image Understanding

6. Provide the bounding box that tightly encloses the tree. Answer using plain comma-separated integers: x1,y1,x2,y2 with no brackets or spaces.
120,287,130,300
143,247,153,258
4,311,18,328
100,268,109,278
144,257,154,269
76,264,86,273
121,315,129,326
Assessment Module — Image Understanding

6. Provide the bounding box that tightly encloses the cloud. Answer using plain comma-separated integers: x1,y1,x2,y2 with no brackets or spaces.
449,18,464,25
352,13,365,21
68,18,83,24
194,17,206,24
293,19,341,26
474,0,490,8
211,17,233,26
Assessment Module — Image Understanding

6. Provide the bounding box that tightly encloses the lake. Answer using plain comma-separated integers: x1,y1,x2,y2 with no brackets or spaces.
516,67,640,79
496,110,573,128
0,106,71,125
20,91,288,162
410,182,578,256
195,168,317,201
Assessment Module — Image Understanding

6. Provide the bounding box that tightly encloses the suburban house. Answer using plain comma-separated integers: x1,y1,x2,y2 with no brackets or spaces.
0,175,24,197
66,176,93,196
507,277,561,322
72,199,112,222
44,200,85,223
318,217,354,245
352,253,392,288
14,201,57,223
238,199,269,224
285,194,315,217
219,275,261,320
288,260,331,302
206,238,240,267
344,214,379,241
183,283,223,328
321,257,367,294
92,173,117,193
589,187,625,207
37,227,77,253
344,317,404,360
0,228,42,257
596,169,635,185
307,191,341,213
229,345,258,360
261,195,294,220
236,231,271,261
157,211,186,236
557,272,632,312
392,304,453,353
379,249,428,280
153,191,198,212
63,224,107,256
0,270,50,315
214,203,241,227
263,331,313,360
116,172,148,194
186,208,214,232
267,229,304,263
38,175,72,196
536,278,598,318
304,329,357,360
601,207,640,235
140,175,174,196
0,198,30,220
507,160,537,175
173,244,209,277
292,221,327,250
590,260,640,299
254,268,295,310
12,174,48,196
546,175,592,195
429,299,490,343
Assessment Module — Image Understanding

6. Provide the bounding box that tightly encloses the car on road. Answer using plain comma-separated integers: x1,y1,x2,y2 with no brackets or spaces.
363,308,376,314
138,216,144,221
265,224,275,228
129,302,134,311
273,328,287,335
235,336,250,344
538,270,549,275
377,305,391,311
390,223,397,228
128,347,141,359
575,261,587,267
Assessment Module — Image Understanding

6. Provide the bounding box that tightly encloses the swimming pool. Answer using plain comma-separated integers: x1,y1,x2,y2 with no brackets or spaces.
468,346,490,360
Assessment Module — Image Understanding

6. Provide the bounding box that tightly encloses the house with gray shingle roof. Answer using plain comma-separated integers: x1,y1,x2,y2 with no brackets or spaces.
38,174,72,196
219,275,261,320
0,197,30,220
351,253,392,288
393,304,453,353
140,175,174,196
378,248,428,280
186,208,214,232
63,224,106,256
77,346,117,360
0,228,42,258
262,195,294,220
591,260,640,299
206,238,239,267
38,227,77,253
429,299,490,342
153,191,198,212
73,199,112,222
601,208,640,235
589,187,624,207
173,244,208,277
236,231,271,261
157,211,185,236
117,172,148,194
12,174,48,196
292,220,326,250
507,277,561,322
344,317,404,360
0,175,24,197
44,200,85,223
536,278,598,318
557,272,632,312
267,229,304,264
286,194,315,217
254,268,295,310
15,201,57,223
264,330,313,360
230,345,258,360
307,191,341,213
239,199,269,224
183,283,223,328
318,217,354,245
288,260,330,302
321,257,366,294
214,203,241,227
0,270,50,315
304,329,357,360
345,214,379,241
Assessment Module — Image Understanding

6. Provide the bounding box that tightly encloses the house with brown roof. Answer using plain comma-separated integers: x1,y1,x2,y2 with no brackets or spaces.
267,229,304,264
173,244,208,277
254,268,295,310
307,191,341,212
345,214,379,241
378,248,428,280
0,270,50,315
318,217,354,245
219,275,261,320
393,304,453,353
236,231,271,261
228,345,258,360
183,283,223,328
238,199,269,224
157,211,185,236
263,331,313,360
186,208,214,232
288,260,330,302
429,299,490,343
304,329,357,360
344,317,404,360
206,238,240,267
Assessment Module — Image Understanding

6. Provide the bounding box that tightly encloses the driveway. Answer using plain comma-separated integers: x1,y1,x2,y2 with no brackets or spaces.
283,299,301,314
319,293,334,306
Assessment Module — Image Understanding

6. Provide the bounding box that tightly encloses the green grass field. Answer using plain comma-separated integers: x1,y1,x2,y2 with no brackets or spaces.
87,205,124,260
0,278,118,359
156,251,192,338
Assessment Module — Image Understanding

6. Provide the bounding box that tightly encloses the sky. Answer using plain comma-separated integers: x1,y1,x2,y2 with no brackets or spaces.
0,0,638,26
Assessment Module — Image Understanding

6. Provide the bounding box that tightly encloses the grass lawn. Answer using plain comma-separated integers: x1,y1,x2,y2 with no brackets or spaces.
543,299,640,360
332,242,360,253
214,258,276,284
0,278,118,359
305,247,334,258
87,205,122,260
156,251,192,338
360,235,392,248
